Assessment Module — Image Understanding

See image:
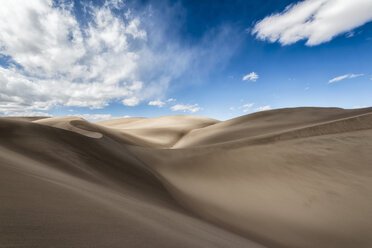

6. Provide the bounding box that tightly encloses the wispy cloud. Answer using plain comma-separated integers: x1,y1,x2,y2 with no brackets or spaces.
254,105,271,112
231,103,255,113
328,73,364,84
252,0,372,46
171,104,201,113
241,103,254,112
242,72,259,82
148,98,176,107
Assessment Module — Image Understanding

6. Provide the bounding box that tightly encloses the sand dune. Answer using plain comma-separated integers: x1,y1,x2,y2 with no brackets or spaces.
1,107,372,248
173,107,372,148
4,116,50,122
35,115,219,148
0,117,259,248
97,115,219,148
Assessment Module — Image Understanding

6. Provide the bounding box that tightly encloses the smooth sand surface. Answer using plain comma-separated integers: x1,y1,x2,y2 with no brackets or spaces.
97,115,219,148
1,107,372,248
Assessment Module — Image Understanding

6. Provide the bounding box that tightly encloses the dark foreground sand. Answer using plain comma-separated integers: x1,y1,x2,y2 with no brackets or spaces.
1,107,372,248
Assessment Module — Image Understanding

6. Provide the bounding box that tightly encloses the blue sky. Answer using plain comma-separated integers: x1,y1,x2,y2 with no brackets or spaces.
0,0,372,121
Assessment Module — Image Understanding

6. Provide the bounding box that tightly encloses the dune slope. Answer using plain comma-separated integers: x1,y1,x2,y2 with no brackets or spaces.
0,118,261,248
97,115,219,148
1,107,372,248
173,107,372,148
135,107,372,248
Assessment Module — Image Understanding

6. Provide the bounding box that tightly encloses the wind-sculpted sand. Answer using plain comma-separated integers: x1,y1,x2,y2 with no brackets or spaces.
1,107,372,248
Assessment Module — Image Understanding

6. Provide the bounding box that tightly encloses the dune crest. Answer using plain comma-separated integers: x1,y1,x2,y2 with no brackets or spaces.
1,107,372,248
97,115,219,148
36,117,104,138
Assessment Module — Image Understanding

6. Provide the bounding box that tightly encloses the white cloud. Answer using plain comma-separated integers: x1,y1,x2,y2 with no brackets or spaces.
349,74,364,78
171,104,201,113
104,0,125,9
122,97,140,106
254,105,272,112
252,0,372,46
242,103,254,108
230,103,255,113
0,0,148,115
167,98,176,102
0,1,235,116
148,100,165,107
241,103,254,112
242,72,259,82
328,73,364,83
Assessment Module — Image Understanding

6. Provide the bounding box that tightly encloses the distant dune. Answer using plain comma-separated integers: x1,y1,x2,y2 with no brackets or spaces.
1,107,372,248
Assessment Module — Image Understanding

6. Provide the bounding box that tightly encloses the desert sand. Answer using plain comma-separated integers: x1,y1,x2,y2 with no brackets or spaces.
1,107,372,248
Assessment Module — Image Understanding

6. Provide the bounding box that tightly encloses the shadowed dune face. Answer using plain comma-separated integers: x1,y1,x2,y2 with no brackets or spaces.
1,107,372,248
0,117,261,248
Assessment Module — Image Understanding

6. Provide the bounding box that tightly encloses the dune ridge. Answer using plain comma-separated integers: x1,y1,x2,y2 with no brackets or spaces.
1,107,372,248
0,117,260,248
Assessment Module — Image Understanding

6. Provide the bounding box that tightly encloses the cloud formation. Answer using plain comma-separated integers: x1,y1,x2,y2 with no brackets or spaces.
241,103,254,112
253,0,372,46
0,0,235,116
122,97,140,106
148,100,165,107
242,72,259,82
171,104,201,113
0,0,149,115
328,73,364,83
254,105,271,112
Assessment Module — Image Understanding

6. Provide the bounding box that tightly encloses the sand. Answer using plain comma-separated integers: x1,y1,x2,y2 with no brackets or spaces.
1,107,372,248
